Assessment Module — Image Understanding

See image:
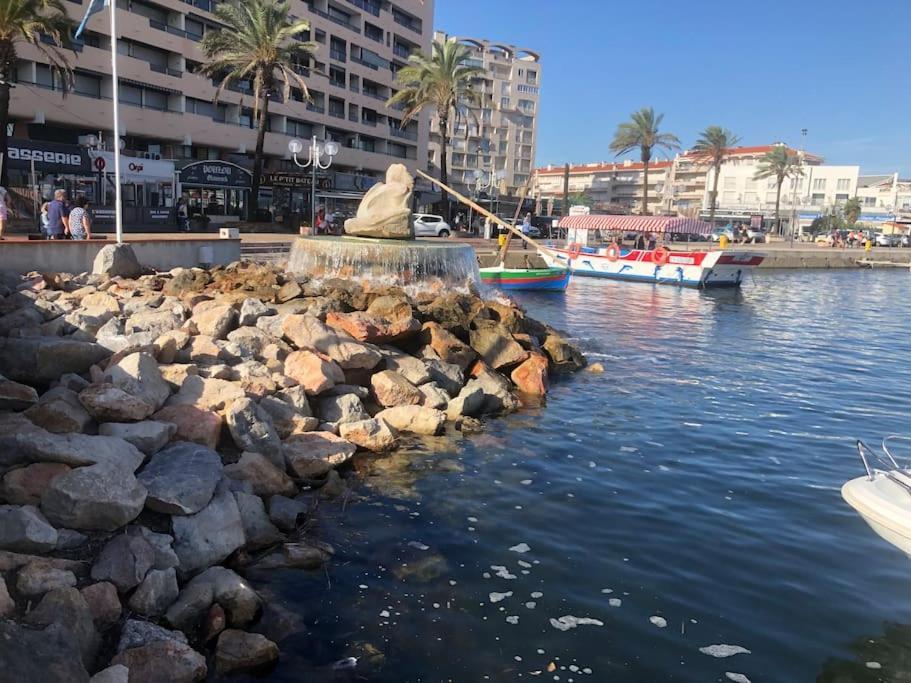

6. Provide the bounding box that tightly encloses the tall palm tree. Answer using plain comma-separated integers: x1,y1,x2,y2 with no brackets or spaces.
753,146,803,234
691,125,740,225
387,37,484,219
0,0,74,187
201,0,316,221
609,107,680,215
843,196,862,226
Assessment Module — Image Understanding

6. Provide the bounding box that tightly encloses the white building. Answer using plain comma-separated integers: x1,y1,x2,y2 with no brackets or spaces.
856,174,911,221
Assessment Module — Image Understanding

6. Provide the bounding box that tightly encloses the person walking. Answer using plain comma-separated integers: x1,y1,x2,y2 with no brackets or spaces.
521,213,531,250
0,187,8,240
324,208,335,235
176,197,189,232
40,202,50,238
46,189,70,240
67,196,92,240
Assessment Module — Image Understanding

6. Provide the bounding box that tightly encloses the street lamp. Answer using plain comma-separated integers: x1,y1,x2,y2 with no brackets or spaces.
288,135,339,231
472,167,505,236
789,129,808,247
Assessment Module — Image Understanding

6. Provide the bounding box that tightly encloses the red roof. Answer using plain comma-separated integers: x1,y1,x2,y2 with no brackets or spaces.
558,214,713,235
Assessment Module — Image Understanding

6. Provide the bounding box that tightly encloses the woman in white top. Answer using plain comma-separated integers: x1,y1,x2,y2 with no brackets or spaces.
68,196,92,240
0,187,8,240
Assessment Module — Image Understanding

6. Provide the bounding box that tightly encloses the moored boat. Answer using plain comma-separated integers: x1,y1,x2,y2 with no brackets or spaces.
479,265,571,291
540,215,764,288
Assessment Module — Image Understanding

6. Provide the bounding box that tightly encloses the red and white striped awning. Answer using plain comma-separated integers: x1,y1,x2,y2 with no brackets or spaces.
558,215,714,235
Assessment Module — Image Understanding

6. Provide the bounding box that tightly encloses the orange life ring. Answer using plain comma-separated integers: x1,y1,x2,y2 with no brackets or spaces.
567,242,582,259
605,243,621,262
653,246,670,266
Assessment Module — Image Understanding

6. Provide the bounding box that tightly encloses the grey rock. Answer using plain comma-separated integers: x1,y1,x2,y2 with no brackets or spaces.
90,533,155,592
125,307,186,337
258,394,316,438
466,368,521,414
165,565,262,631
80,581,122,627
375,405,446,435
215,629,279,675
0,620,90,683
0,504,58,553
225,326,272,358
446,383,485,419
317,393,370,432
239,298,275,327
92,243,142,279
267,495,308,532
103,352,171,411
98,420,177,455
320,383,370,399
128,525,179,569
274,385,313,415
226,398,282,466
234,491,282,550
0,337,110,383
223,451,296,498
128,567,179,616
79,383,155,422
138,442,223,515
419,382,451,410
0,306,45,336
90,665,130,683
0,575,12,617
26,386,93,433
24,587,100,667
55,372,91,393
253,541,333,570
55,528,89,550
424,358,465,396
382,350,431,385
41,461,147,531
171,492,246,574
16,562,77,597
0,373,39,410
117,618,187,653
281,314,382,370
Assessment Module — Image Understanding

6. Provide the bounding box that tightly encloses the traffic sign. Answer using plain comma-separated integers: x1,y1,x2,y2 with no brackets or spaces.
94,156,106,171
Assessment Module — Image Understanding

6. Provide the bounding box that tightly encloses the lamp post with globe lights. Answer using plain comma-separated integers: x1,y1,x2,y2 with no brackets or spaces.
288,136,339,232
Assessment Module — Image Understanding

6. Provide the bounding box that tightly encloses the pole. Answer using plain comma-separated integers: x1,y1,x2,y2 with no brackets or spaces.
109,2,123,243
30,159,38,232
310,135,317,231
562,163,570,217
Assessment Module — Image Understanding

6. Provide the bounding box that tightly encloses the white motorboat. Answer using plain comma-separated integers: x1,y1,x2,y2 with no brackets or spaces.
842,437,911,556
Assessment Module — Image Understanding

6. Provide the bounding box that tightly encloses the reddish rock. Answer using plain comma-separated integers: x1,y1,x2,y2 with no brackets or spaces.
215,629,279,675
0,463,71,505
326,311,420,344
153,405,222,450
469,324,529,370
274,280,302,303
204,603,227,642
283,432,356,478
419,322,476,371
284,350,344,395
370,370,422,407
80,581,122,627
510,353,549,396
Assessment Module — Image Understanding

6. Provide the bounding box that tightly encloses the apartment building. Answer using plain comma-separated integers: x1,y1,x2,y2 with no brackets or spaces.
534,159,673,215
428,32,540,198
7,0,433,224
856,174,911,218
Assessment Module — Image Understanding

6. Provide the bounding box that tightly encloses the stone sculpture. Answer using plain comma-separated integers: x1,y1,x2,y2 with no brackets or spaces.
344,164,414,240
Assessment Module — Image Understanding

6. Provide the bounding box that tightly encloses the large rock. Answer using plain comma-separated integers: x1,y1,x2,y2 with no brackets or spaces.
470,323,529,370
266,495,307,532
283,349,344,395
381,350,431,385
90,532,155,592
0,575,13,617
225,326,272,359
166,566,262,631
128,567,179,616
446,383,485,419
317,393,370,432
153,329,191,364
191,303,237,340
138,442,223,515
41,461,147,531
226,398,282,464
129,525,180,570
93,243,142,278
0,620,90,683
223,451,296,497
282,314,382,370
542,333,586,372
79,383,154,421
0,462,71,505
419,382,450,409
0,337,110,383
24,587,100,667
103,352,171,411
89,665,129,683
25,386,93,433
376,405,446,435
239,298,274,327
424,358,465,396
165,375,245,413
215,629,279,675
98,420,176,455
111,637,207,683
0,373,39,410
258,394,318,438
171,492,246,574
80,581,122,627
339,418,397,452
0,504,58,553
419,322,477,371
283,432,356,478
234,492,282,550
468,365,521,414
511,352,549,396
175,335,221,365
371,370,423,407
125,306,186,337
326,310,420,344
153,405,222,449
16,561,77,597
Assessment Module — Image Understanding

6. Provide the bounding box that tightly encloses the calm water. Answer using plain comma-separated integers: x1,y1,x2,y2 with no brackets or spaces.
248,270,911,683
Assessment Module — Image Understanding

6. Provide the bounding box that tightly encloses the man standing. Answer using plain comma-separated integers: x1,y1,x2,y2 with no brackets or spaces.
521,212,532,250
46,189,70,240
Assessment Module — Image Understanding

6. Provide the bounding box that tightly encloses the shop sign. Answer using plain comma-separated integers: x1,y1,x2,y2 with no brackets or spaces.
6,139,90,173
263,172,332,190
179,161,252,188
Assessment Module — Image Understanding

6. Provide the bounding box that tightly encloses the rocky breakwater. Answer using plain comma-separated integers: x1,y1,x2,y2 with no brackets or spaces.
0,262,585,681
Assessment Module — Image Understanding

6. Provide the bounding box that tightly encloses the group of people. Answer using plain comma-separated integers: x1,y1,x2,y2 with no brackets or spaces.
40,190,93,240
314,207,337,235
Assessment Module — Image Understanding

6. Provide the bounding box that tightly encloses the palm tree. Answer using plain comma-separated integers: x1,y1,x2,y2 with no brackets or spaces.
691,126,740,225
0,0,74,187
609,107,680,215
753,146,803,234
201,0,316,221
387,37,484,219
843,196,862,226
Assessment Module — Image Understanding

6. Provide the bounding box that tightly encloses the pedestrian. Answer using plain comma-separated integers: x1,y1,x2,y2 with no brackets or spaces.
40,202,50,238
67,196,92,240
45,189,70,240
324,208,335,235
0,187,8,240
483,215,493,239
647,232,657,250
635,233,646,249
521,212,532,250
176,197,189,232
315,207,326,234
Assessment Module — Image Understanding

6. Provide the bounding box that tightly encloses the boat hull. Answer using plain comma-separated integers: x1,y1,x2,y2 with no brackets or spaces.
479,266,571,291
542,247,764,288
842,474,911,556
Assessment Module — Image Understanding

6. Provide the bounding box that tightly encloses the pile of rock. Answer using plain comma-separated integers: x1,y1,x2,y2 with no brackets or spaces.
0,262,585,681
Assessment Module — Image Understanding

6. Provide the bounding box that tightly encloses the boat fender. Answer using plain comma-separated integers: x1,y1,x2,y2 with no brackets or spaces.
653,246,670,266
568,242,582,260
606,243,621,262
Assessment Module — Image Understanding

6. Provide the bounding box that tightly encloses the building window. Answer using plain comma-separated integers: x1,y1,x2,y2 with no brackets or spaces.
328,97,345,118
722,191,736,203
329,65,346,88
812,178,826,190
330,37,346,62
811,193,825,204
364,22,383,42
864,196,876,206
73,71,102,97
723,177,736,190
835,193,849,203
526,71,537,84
836,178,851,191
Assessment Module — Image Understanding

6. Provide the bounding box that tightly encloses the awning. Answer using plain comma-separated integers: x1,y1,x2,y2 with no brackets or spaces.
558,214,714,235
89,151,174,183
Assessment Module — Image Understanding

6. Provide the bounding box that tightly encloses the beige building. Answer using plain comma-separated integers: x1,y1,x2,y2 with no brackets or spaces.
428,32,540,198
8,0,433,222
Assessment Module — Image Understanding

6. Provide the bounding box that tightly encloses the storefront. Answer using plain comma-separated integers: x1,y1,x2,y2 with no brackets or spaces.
3,139,92,223
177,161,252,225
86,151,175,226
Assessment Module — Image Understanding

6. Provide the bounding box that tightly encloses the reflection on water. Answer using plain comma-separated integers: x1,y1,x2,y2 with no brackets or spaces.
243,271,911,682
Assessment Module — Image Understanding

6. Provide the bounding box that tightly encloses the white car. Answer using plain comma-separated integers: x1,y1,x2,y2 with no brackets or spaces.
413,214,451,237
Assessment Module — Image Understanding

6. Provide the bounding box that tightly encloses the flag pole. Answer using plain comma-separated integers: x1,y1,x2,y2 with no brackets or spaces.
108,1,123,244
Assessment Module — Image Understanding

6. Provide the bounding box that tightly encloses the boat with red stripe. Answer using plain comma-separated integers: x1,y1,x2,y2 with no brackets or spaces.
541,215,764,288
479,265,571,291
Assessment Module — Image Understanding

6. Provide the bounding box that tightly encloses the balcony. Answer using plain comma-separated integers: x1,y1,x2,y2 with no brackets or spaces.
307,102,325,113
309,5,361,33
389,125,417,141
149,63,183,78
329,49,346,62
345,0,380,16
148,18,199,41
391,9,421,33
393,44,411,60
361,89,386,102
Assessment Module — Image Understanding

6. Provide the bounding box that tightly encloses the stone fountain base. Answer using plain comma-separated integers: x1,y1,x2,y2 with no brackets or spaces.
287,236,480,292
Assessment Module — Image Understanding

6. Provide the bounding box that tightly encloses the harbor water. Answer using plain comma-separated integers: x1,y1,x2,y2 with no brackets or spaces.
249,270,911,682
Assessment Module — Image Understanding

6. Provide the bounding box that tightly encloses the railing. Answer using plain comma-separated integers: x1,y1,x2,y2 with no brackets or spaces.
312,6,361,33
149,63,183,78
392,12,420,33
345,0,380,16
350,56,379,70
182,0,216,12
361,117,377,127
362,90,386,102
389,126,417,141
393,44,411,59
329,78,346,88
307,103,325,113
364,29,383,44
329,107,345,119
329,49,346,62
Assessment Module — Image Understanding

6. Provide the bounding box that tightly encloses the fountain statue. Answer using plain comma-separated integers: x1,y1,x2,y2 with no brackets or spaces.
287,164,478,292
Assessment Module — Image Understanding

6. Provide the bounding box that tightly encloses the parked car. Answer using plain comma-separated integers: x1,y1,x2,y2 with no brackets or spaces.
413,214,451,237
710,226,734,242
874,233,899,247
901,235,910,248
745,227,767,243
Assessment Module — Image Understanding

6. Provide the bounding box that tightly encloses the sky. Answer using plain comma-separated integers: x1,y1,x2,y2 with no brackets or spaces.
434,0,911,176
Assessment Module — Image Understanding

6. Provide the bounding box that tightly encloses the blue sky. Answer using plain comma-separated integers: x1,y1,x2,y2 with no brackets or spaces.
434,0,911,175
